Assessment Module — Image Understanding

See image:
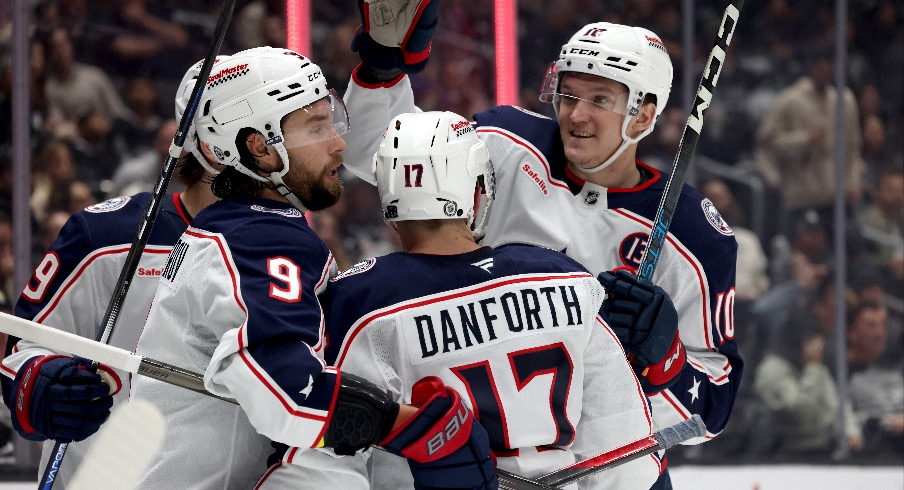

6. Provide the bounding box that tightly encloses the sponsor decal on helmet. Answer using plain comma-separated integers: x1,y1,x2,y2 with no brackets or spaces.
646,36,667,53
250,205,305,218
450,120,473,137
385,205,399,219
213,146,225,160
207,64,250,88
443,201,458,217
701,198,733,236
520,163,549,196
569,48,600,56
85,196,130,213
331,258,377,281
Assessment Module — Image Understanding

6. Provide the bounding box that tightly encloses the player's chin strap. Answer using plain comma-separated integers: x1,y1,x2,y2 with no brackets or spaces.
573,112,654,175
269,143,309,213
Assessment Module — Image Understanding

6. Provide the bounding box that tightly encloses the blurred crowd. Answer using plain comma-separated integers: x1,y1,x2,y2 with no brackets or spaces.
0,0,901,469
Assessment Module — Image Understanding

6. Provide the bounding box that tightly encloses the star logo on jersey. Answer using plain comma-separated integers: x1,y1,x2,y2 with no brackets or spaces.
300,375,314,399
471,258,494,273
688,377,701,404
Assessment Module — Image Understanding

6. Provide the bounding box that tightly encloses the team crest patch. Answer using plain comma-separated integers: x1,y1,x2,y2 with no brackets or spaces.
701,198,733,236
331,258,376,281
85,196,130,213
250,205,305,218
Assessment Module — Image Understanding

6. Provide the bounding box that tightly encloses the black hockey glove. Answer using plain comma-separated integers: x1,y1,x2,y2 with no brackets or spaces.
7,355,120,442
352,0,440,83
381,377,497,490
599,270,686,393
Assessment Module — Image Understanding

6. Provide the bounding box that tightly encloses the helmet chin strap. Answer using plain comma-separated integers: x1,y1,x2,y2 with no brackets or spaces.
573,113,644,174
577,115,648,174
270,144,309,212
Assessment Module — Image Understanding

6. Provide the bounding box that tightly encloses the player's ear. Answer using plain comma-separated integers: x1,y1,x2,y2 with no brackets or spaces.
245,132,281,173
629,102,657,136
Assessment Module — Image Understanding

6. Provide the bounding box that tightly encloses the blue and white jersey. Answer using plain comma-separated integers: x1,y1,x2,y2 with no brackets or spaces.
131,196,338,490
342,78,743,444
320,245,658,489
1,192,191,489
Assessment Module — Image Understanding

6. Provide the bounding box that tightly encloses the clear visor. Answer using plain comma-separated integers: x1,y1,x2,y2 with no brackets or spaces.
280,88,350,149
538,62,631,117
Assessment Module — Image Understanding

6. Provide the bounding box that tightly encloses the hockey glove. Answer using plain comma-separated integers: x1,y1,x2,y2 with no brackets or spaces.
380,377,497,490
352,0,440,82
599,270,685,393
6,355,120,443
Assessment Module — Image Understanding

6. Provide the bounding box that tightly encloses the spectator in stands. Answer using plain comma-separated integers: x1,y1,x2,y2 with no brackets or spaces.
98,0,191,79
0,213,12,313
43,28,125,139
29,139,75,224
69,111,122,188
847,301,904,459
307,211,354,272
754,43,864,235
851,165,904,292
754,280,863,457
109,118,178,198
111,76,163,159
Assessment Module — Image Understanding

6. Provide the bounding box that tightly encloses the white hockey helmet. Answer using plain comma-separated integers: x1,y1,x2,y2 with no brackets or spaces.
194,46,350,210
539,23,674,173
372,111,494,240
175,54,231,175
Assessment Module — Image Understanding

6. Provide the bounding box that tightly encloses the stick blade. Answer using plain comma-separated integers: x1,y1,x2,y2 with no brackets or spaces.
68,400,166,490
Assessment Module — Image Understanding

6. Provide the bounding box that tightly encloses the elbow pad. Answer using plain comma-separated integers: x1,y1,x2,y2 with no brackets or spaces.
322,372,400,456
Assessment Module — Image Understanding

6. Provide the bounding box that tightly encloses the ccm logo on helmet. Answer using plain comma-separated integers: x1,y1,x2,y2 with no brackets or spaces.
426,406,469,456
569,48,600,57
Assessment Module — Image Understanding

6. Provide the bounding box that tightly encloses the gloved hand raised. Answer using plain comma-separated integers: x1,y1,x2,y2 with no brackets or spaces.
598,270,685,393
381,376,497,490
352,0,441,83
6,355,121,443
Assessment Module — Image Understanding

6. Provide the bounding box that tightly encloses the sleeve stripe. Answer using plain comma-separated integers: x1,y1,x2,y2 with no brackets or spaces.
236,325,329,422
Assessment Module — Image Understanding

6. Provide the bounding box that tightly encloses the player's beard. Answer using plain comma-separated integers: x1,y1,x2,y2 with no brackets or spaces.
294,153,344,211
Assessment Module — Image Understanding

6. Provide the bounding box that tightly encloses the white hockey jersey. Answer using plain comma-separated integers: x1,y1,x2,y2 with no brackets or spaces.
256,245,660,489
341,77,743,444
1,193,192,489
130,196,338,490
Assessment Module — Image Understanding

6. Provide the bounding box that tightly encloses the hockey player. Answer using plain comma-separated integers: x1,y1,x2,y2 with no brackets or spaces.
341,9,742,488
0,56,229,488
130,47,496,490
316,111,658,489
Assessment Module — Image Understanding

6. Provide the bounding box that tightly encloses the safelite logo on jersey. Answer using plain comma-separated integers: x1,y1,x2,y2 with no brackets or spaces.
520,163,549,196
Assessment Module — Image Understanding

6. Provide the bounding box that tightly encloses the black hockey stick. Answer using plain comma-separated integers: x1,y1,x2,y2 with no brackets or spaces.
636,0,743,281
37,2,237,488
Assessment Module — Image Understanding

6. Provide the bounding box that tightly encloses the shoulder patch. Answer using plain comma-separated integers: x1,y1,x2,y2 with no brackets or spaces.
250,205,305,218
512,106,551,120
85,196,130,213
331,258,377,282
701,198,734,236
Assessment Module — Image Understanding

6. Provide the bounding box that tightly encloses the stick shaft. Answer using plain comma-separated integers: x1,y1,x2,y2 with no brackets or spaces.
636,0,743,281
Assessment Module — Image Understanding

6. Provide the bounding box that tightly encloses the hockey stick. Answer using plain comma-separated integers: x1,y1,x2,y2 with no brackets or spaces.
4,311,685,490
636,0,743,281
36,2,237,488
67,400,166,490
